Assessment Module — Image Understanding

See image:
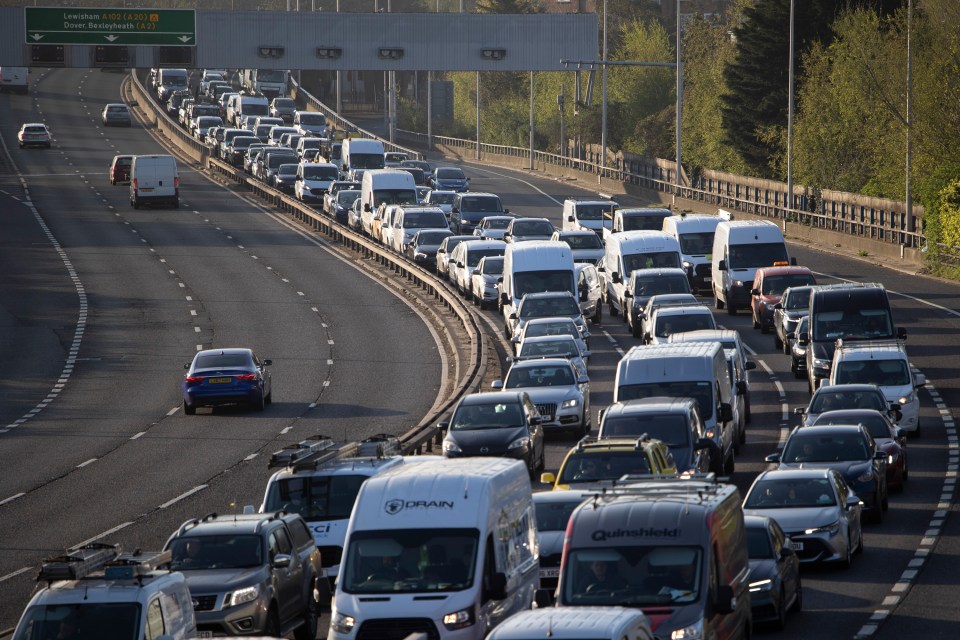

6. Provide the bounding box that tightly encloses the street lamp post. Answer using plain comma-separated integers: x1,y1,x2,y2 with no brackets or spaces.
601,0,607,174
786,0,795,215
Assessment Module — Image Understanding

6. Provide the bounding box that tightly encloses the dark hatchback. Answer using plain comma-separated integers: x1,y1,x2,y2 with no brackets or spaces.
745,515,802,629
182,348,272,414
438,391,545,478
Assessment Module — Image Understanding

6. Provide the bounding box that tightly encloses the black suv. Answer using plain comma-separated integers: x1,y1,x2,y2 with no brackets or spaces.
165,511,323,639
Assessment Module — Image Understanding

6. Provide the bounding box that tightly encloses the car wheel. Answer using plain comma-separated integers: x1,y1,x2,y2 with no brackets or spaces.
760,323,769,334
745,398,752,424
723,452,735,475
631,316,642,339
265,389,272,405
752,313,760,330
252,392,266,412
726,297,737,315
715,294,724,310
132,198,140,209
110,177,116,186
264,608,281,638
773,587,787,630
183,401,196,416
854,525,864,554
592,302,602,325
840,534,853,569
902,457,909,481
293,582,319,640
913,419,921,438
791,576,803,612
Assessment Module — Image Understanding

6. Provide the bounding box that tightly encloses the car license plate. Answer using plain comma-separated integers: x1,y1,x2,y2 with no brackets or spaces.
703,277,712,283
197,632,213,639
791,541,804,551
543,415,553,422
209,377,232,384
540,568,560,578
141,187,154,192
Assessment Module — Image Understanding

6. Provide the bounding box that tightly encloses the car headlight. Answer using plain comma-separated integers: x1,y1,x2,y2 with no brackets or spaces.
331,611,356,634
442,606,475,630
813,358,830,369
508,436,531,450
805,521,840,536
749,578,773,592
223,584,259,608
561,398,579,409
856,470,875,483
671,618,703,640
898,393,913,405
442,440,461,454
734,280,744,287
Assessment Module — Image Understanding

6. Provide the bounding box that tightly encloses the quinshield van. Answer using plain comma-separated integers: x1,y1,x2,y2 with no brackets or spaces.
615,342,736,474
130,154,179,209
662,214,724,293
802,282,905,393
500,241,576,329
551,476,751,640
330,457,539,640
602,231,682,319
13,545,196,640
711,220,792,315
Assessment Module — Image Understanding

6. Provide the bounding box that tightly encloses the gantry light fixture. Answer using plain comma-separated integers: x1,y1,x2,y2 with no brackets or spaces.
377,47,404,60
257,46,285,59
481,48,506,61
316,47,342,60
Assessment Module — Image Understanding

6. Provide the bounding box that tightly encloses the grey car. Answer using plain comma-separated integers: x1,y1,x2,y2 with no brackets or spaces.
407,228,454,268
773,285,815,353
101,103,131,126
744,468,862,568
493,357,590,436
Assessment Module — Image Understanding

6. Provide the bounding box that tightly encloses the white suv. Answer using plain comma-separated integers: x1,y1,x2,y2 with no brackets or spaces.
828,339,926,434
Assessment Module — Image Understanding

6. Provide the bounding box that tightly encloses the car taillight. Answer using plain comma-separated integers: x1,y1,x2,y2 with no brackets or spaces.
185,375,205,383
174,176,180,188
235,373,257,381
132,178,138,189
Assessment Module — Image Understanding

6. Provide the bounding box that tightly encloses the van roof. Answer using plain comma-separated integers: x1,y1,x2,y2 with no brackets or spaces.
488,606,650,637
618,207,672,216
604,397,698,417
665,214,724,231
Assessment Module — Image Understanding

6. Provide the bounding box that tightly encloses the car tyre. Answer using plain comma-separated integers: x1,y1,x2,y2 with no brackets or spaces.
183,401,196,416
791,577,803,612
592,302,602,325
773,587,787,630
265,389,272,406
724,454,735,475
774,333,783,350
726,298,738,315
715,294,724,310
854,526,864,554
840,534,853,569
752,314,760,330
631,316,642,339
264,608,281,639
252,392,266,412
132,198,140,209
293,583,319,640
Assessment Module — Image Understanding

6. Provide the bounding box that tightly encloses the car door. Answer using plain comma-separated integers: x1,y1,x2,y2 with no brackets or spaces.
522,394,544,461
269,527,302,623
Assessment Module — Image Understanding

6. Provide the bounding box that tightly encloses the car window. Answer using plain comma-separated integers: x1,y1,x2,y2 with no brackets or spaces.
505,365,574,388
270,528,293,557
144,598,165,640
451,402,524,430
781,433,869,463
194,353,252,369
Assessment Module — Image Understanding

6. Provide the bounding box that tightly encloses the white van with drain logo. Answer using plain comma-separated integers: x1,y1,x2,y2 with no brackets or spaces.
330,457,539,640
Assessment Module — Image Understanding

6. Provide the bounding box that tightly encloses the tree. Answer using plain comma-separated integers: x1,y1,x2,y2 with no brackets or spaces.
475,0,541,13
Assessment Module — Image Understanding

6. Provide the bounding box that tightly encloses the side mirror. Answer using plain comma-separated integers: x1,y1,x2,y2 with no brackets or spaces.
534,588,555,608
798,332,808,346
611,272,621,284
364,203,371,212
774,302,783,310
736,380,747,395
765,452,781,463
714,584,735,615
790,257,798,265
503,232,511,239
456,261,464,268
540,472,556,485
500,292,509,304
846,494,861,509
745,360,756,371
915,373,926,387
487,572,508,601
509,313,518,320
503,208,510,214
262,359,272,366
451,207,459,214
695,437,712,451
779,545,795,560
272,554,292,569
897,326,907,340
577,374,589,384
875,450,888,461
643,332,652,343
581,350,592,358
794,407,806,415
529,415,542,427
184,363,191,370
750,288,759,296
491,380,504,390
624,291,634,299
719,402,733,422
567,215,574,222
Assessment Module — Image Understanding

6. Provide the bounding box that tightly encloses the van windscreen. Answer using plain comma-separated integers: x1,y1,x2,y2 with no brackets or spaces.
348,153,385,170
341,529,479,594
602,414,690,447
727,242,788,269
575,204,615,221
13,603,141,640
373,189,418,207
623,251,681,272
618,381,714,421
562,546,702,605
679,232,714,255
264,474,367,521
515,272,575,300
622,212,668,231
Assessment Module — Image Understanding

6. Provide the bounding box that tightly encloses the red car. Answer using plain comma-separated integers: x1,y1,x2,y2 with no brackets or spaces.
811,408,908,492
109,154,133,185
750,265,816,333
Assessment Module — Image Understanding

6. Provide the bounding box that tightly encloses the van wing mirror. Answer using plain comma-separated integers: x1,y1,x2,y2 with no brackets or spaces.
611,272,621,284
790,257,798,265
718,259,727,271
714,584,735,615
915,373,926,388
745,360,756,371
534,588,555,608
487,571,508,600
897,326,907,340
567,215,575,222
736,380,747,395
719,402,733,422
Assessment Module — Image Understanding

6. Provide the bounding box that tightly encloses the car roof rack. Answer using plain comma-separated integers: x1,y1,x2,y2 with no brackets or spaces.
584,473,729,502
38,543,120,583
103,550,173,582
835,338,905,351
268,434,401,471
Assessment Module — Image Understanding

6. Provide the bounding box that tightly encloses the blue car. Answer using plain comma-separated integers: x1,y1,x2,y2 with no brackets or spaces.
182,348,272,414
429,166,469,192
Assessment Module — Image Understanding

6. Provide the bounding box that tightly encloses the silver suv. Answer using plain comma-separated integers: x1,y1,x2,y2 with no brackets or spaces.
165,511,322,639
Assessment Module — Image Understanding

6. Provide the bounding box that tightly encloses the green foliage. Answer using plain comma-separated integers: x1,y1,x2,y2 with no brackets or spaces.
475,0,541,13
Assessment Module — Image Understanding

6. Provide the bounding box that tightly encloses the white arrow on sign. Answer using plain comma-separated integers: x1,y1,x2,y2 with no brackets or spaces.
177,35,192,43
29,34,44,41
104,34,119,42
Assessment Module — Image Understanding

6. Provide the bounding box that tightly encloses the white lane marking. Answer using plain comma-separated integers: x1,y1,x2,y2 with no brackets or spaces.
0,567,32,584
166,406,179,416
130,431,146,440
244,453,258,462
158,485,208,509
0,492,26,507
71,521,133,549
76,458,97,468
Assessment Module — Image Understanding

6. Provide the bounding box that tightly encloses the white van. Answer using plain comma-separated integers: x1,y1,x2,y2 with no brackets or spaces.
602,207,672,241
711,220,791,315
228,94,270,127
156,68,189,102
601,231,682,318
615,342,736,474
13,545,196,640
330,457,539,640
662,214,723,292
361,169,418,220
562,198,618,235
500,241,576,332
130,154,179,209
487,607,652,640
342,138,386,181
0,66,29,94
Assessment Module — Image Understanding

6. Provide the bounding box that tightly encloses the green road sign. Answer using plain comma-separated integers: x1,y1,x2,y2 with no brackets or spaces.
25,7,196,46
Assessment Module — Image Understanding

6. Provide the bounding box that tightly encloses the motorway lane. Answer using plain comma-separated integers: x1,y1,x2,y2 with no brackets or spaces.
446,157,958,638
0,70,441,632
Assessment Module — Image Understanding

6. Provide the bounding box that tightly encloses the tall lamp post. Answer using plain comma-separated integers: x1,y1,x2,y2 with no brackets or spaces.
786,0,795,214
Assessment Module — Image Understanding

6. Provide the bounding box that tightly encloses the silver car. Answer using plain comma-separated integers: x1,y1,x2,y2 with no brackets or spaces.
511,335,590,376
470,256,504,309
743,468,862,568
492,357,590,436
512,317,589,359
532,490,587,589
